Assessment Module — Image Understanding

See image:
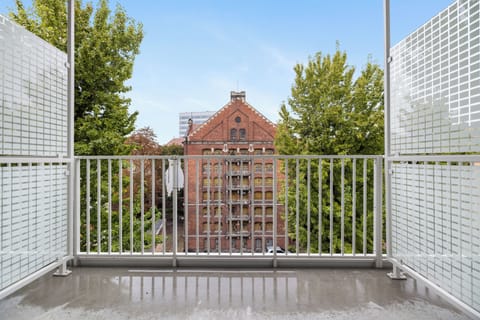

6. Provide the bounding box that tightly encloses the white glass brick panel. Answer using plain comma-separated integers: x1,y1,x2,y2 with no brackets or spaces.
390,0,480,155
391,161,480,312
0,163,68,292
0,15,67,157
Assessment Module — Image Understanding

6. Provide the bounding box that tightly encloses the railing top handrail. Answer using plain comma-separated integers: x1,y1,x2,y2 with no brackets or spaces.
74,154,384,160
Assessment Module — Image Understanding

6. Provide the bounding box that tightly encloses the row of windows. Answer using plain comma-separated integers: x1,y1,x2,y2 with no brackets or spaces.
202,191,274,200
202,148,275,155
202,163,274,174
201,222,274,232
202,239,273,251
203,177,273,187
199,206,274,216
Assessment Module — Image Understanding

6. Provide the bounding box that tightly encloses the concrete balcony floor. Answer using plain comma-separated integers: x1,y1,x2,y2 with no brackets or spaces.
0,267,471,320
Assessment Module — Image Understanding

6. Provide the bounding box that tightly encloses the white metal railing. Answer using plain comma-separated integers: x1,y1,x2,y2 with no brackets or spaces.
74,155,384,267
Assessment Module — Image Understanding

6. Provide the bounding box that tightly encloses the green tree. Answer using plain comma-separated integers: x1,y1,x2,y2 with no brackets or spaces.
10,0,143,155
276,49,384,253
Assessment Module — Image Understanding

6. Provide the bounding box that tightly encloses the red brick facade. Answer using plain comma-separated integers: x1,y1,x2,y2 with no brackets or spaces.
183,91,285,252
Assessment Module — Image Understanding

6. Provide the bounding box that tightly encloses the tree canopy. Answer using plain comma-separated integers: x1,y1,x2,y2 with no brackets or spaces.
275,49,384,253
10,0,144,155
275,50,384,156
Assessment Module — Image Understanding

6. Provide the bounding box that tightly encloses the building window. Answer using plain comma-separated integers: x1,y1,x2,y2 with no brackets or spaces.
235,116,241,123
230,128,237,141
255,239,262,251
239,129,246,141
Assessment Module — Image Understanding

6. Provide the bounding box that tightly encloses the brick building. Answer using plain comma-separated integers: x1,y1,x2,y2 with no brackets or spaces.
183,91,285,253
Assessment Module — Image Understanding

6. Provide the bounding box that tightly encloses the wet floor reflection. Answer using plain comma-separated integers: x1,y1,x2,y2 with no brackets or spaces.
0,268,471,319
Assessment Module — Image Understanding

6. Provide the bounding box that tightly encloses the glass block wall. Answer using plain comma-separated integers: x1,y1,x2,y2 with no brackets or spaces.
389,0,480,314
0,15,69,294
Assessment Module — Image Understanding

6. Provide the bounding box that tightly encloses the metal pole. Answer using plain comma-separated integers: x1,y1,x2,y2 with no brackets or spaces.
172,158,178,267
55,0,74,276
384,0,404,279
383,0,393,260
374,158,383,268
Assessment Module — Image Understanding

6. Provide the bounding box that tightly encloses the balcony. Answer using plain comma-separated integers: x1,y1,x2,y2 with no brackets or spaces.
1,3,479,317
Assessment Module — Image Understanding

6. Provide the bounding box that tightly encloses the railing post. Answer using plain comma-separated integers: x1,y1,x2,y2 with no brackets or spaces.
272,158,278,268
172,157,178,267
373,157,383,268
74,158,81,259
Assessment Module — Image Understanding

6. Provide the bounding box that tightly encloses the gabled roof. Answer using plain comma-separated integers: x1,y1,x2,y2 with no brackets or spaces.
187,94,276,140
165,137,183,146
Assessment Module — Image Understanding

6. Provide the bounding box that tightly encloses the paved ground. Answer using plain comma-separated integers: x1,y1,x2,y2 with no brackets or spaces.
0,267,472,320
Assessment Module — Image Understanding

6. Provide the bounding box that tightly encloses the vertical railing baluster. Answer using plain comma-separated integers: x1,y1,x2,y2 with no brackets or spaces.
261,158,265,255
273,158,278,267
363,159,368,255
217,158,222,255
172,158,178,266
307,159,311,255
151,159,156,254
207,158,211,255
108,159,112,254
295,158,300,255
75,159,81,256
318,158,322,256
228,159,232,255
284,159,289,255
195,159,200,254
352,158,356,256
118,159,123,254
250,158,255,255
97,159,101,254
86,159,90,253
184,158,189,255
129,159,134,254
341,158,344,256
329,159,334,255
140,159,145,254
162,159,166,255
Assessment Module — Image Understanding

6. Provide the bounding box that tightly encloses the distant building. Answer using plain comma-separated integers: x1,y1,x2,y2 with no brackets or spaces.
165,137,183,146
183,91,285,253
179,111,215,137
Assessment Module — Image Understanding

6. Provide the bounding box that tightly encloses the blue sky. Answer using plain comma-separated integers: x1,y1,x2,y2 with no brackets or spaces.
1,0,454,144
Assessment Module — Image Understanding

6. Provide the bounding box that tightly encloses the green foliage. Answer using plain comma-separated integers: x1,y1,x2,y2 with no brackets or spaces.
276,50,384,156
162,144,184,156
10,0,144,156
276,49,384,253
79,159,163,253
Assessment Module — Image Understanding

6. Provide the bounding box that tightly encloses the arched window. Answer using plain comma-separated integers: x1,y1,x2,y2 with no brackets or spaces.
230,128,237,141
239,128,246,141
